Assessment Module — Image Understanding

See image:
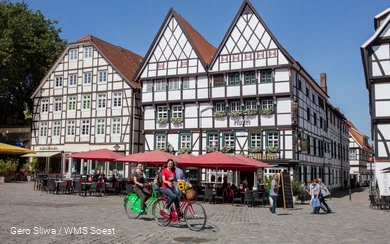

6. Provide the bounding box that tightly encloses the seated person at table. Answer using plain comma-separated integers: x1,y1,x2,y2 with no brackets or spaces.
133,163,151,215
88,174,93,182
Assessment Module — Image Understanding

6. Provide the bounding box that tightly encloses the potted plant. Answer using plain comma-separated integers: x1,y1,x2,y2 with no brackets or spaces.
266,146,279,154
178,147,191,154
292,180,305,205
248,146,261,153
154,147,167,152
259,107,274,116
206,146,218,153
213,111,226,118
243,109,257,116
157,118,168,124
221,146,234,153
23,157,39,181
171,117,183,124
227,110,243,117
0,159,17,183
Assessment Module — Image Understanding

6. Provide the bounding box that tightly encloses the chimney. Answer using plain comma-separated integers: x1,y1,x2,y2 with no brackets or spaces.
320,73,327,93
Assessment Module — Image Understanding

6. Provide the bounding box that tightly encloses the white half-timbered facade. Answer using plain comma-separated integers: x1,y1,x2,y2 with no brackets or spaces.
361,8,390,196
30,35,143,177
347,120,372,186
136,0,349,188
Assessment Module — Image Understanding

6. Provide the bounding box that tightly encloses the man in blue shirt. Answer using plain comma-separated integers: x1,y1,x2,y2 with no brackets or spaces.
318,178,332,213
174,161,185,198
269,174,280,215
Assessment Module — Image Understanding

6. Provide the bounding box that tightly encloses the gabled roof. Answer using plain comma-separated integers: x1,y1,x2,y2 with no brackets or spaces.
133,8,216,81
345,120,371,151
209,0,295,69
361,11,390,89
32,35,143,98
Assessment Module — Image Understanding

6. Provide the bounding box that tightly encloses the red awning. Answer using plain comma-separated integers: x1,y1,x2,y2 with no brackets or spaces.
69,149,123,161
183,152,257,172
234,155,273,168
115,150,181,166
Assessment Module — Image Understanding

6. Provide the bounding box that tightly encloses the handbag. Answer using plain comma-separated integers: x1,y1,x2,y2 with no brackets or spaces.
322,188,330,197
312,198,321,208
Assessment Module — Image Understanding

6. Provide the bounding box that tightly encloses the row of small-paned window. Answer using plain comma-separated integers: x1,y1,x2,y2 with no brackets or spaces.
40,93,122,113
156,105,183,119
54,71,108,88
306,107,325,129
39,118,121,137
154,132,279,149
213,70,272,87
143,77,191,92
214,100,273,111
68,47,93,61
297,79,325,111
349,149,357,160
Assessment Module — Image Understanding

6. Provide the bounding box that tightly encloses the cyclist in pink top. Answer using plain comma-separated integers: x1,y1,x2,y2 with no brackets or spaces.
161,159,179,215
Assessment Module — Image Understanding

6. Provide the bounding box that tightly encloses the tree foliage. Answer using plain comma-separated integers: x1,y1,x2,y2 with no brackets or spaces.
0,0,67,125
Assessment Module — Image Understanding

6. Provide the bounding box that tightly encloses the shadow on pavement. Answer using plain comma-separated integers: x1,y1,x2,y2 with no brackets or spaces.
329,187,367,199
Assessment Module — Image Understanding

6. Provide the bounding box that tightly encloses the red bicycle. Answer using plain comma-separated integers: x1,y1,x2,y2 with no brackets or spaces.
152,193,206,231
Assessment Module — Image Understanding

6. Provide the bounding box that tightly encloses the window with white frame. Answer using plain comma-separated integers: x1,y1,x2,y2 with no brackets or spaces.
250,133,261,147
83,73,92,84
68,96,76,110
168,78,179,90
98,71,107,83
181,134,191,148
215,102,225,112
246,100,257,110
66,120,75,136
96,119,105,135
81,120,90,135
157,106,168,119
155,80,166,92
260,70,272,83
112,118,121,135
143,81,152,92
267,132,279,147
230,101,241,111
69,74,77,86
55,76,63,87
54,98,62,112
224,134,235,147
262,100,273,110
172,105,182,118
156,135,167,149
228,73,240,86
244,71,256,85
208,134,219,147
69,49,78,61
41,99,49,113
84,47,92,59
82,95,91,110
97,94,106,108
349,149,357,160
112,92,122,108
40,122,48,137
182,77,190,89
52,121,61,137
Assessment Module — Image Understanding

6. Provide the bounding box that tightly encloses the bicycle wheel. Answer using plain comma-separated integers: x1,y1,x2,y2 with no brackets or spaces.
124,197,140,219
152,199,170,226
184,202,206,231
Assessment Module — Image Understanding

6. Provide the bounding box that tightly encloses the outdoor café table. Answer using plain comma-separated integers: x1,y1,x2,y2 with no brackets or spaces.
81,182,92,196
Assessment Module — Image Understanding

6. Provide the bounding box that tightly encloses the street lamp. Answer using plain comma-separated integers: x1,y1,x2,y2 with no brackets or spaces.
369,153,374,193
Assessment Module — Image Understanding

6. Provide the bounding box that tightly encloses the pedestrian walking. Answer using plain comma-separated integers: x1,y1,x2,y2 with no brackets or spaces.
269,174,280,215
318,178,332,213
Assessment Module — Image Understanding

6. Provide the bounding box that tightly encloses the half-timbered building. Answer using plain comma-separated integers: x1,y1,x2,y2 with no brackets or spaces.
136,0,349,188
30,35,143,177
346,120,372,187
361,8,390,196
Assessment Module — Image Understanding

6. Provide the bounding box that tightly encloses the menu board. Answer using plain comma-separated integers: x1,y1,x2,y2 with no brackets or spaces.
281,172,294,209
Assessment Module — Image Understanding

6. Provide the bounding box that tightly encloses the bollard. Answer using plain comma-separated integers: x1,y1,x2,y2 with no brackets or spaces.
329,188,332,201
349,188,352,202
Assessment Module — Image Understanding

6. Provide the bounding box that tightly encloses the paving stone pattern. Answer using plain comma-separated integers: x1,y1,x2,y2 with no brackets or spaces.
0,182,388,244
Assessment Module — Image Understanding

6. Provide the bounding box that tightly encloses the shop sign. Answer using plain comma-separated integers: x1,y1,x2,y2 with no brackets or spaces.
234,119,250,126
39,146,59,151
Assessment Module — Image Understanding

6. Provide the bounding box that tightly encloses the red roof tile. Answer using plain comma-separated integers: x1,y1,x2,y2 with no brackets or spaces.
345,120,371,150
77,35,143,89
175,12,216,65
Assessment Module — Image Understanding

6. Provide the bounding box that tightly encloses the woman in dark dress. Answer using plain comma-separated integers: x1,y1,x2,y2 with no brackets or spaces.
133,163,151,214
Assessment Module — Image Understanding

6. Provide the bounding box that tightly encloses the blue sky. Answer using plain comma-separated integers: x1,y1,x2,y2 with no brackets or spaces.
20,0,390,138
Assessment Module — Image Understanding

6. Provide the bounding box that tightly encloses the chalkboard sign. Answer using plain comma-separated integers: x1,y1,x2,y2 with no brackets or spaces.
281,172,294,209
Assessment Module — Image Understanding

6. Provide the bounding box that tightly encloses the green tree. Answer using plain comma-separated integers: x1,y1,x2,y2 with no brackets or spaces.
0,0,67,125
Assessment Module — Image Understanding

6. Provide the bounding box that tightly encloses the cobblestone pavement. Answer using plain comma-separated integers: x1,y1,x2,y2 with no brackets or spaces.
0,182,388,244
